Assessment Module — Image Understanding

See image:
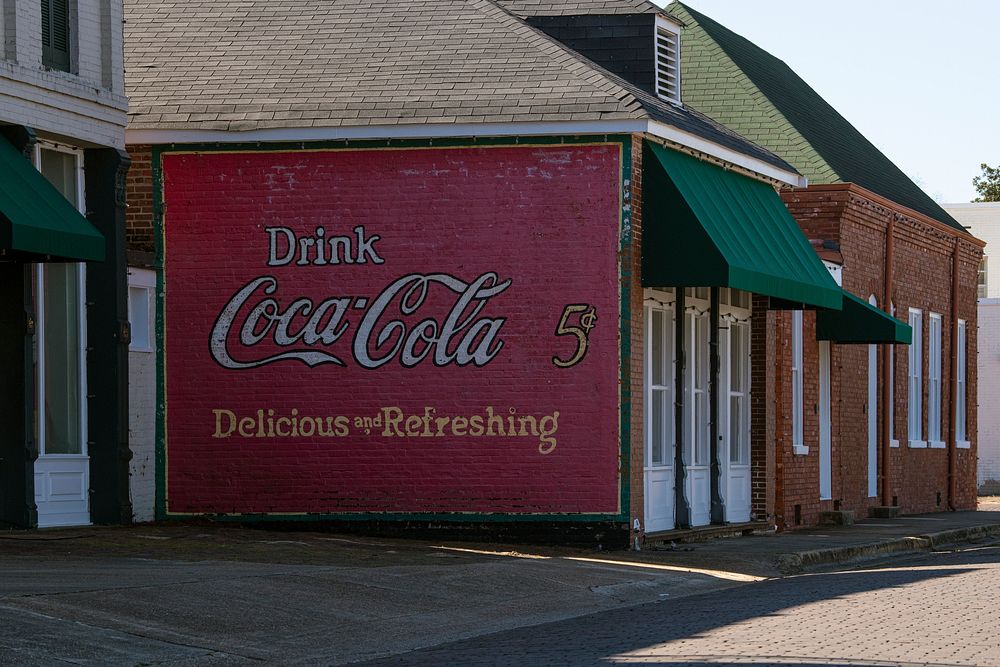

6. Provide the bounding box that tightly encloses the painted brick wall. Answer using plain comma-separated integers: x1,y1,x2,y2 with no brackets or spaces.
978,300,1000,493
128,345,156,521
776,185,982,527
156,142,625,517
0,0,126,148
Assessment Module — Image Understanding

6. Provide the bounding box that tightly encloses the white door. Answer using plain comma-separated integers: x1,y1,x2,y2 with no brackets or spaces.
34,145,90,527
644,295,675,533
819,341,832,501
723,319,752,523
684,305,711,527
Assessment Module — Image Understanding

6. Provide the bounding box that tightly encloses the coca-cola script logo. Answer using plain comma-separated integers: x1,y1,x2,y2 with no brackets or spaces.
209,225,512,370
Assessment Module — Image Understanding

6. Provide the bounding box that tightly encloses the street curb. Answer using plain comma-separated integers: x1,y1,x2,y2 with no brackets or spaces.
776,523,1000,575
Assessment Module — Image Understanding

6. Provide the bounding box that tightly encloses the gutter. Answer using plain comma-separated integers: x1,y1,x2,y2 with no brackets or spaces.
124,119,805,188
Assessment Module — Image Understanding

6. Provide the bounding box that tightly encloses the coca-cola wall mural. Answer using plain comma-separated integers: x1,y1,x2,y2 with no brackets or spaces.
159,140,627,517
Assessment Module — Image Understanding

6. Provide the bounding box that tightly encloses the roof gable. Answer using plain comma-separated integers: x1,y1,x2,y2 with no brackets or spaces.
671,2,964,232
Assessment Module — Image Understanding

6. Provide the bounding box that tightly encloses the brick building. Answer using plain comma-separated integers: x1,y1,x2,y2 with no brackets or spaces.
120,0,976,543
0,0,131,527
671,2,984,526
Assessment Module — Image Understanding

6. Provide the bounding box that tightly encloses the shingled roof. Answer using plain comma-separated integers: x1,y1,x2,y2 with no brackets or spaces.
123,0,793,176
670,2,964,232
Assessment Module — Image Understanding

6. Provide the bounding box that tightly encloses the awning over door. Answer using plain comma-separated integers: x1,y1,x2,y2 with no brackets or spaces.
642,142,841,310
817,290,912,344
0,137,104,262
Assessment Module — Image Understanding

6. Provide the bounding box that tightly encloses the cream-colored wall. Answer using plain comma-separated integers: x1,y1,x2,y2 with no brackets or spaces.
977,300,1000,493
944,203,1000,299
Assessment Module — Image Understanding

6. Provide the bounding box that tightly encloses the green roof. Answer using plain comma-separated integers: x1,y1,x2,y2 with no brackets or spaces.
643,142,842,310
817,291,912,344
669,2,964,232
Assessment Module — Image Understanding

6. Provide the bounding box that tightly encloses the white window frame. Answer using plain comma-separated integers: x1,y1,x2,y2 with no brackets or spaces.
654,16,682,105
956,319,970,448
908,308,925,448
644,289,676,470
33,142,88,459
791,310,807,455
128,269,156,353
927,313,944,447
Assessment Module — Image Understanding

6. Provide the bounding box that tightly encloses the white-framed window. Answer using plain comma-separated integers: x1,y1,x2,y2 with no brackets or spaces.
927,313,943,447
907,308,924,447
645,290,676,469
128,269,156,353
890,302,898,447
684,299,710,469
978,257,988,300
34,142,88,458
957,319,970,448
791,310,806,454
654,16,682,105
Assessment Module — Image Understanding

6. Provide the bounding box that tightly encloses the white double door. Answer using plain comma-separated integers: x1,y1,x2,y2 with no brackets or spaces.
643,291,751,533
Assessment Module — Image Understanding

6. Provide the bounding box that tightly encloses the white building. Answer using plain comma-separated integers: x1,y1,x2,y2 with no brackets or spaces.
944,202,1000,493
0,0,132,527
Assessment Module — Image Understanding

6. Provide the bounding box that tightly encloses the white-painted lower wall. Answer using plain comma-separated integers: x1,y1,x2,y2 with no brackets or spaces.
128,267,157,521
979,300,1000,494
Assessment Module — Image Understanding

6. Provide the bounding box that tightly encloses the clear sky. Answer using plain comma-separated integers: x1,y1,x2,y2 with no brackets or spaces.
658,0,1000,204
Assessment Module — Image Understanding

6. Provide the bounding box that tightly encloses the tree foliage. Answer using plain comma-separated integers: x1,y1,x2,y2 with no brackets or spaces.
973,163,1000,202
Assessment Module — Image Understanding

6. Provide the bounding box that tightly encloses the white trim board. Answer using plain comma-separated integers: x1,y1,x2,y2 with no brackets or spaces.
125,119,806,187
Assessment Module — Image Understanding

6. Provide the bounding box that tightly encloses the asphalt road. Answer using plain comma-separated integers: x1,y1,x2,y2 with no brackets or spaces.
360,539,1000,667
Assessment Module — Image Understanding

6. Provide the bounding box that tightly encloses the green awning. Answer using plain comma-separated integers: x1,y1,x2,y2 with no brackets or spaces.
642,142,841,310
817,290,912,344
0,136,104,261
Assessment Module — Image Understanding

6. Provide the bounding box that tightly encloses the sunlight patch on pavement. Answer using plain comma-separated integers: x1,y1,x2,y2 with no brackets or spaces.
563,557,766,582
430,546,766,581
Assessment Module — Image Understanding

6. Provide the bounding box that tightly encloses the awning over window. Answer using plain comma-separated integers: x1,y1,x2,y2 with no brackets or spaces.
642,142,842,310
0,137,104,262
817,290,912,344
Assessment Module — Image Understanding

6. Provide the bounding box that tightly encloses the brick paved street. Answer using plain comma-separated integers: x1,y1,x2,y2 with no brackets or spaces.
362,539,1000,667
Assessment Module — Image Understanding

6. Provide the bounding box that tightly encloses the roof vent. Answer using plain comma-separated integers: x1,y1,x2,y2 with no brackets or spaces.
655,17,681,105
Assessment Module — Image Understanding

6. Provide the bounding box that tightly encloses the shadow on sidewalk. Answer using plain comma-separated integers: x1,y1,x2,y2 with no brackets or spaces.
358,541,1000,666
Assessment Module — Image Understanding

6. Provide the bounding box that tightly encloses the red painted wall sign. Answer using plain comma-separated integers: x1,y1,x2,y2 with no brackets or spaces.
162,144,622,515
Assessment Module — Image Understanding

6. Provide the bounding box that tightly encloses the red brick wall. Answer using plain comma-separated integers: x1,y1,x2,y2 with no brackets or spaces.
126,144,155,254
135,142,628,518
629,135,645,541
775,185,983,527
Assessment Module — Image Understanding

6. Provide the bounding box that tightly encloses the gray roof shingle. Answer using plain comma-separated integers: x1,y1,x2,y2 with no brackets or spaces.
125,0,649,131
123,0,792,174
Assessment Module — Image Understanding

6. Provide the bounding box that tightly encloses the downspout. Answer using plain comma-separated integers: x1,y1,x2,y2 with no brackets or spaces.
674,289,691,528
880,218,895,507
948,239,960,510
709,287,725,524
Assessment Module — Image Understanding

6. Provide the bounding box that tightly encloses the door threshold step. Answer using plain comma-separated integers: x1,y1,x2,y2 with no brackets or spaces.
644,521,770,546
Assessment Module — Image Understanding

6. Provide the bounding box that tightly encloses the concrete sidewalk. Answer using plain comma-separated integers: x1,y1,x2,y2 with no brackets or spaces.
625,503,1000,576
1,505,999,664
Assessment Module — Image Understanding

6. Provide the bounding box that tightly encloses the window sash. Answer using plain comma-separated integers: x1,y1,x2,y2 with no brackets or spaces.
957,320,967,442
908,310,923,441
927,315,942,442
791,310,804,449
